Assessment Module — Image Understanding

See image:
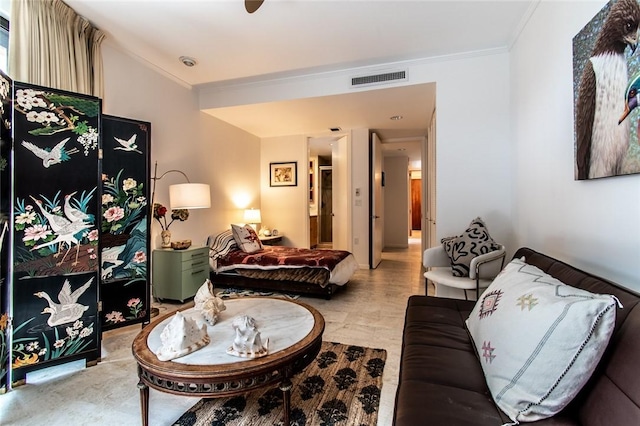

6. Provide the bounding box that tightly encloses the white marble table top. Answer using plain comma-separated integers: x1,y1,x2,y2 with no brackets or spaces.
147,298,315,366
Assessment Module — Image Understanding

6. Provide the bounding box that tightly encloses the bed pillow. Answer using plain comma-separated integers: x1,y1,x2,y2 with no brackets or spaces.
231,224,263,254
442,217,500,277
207,230,237,259
465,258,619,423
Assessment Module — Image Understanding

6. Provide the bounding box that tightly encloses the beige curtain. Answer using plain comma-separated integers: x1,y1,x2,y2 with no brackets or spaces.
8,0,105,98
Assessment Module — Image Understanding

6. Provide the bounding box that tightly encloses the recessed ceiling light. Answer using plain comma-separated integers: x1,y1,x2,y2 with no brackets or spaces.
390,115,403,121
179,56,197,67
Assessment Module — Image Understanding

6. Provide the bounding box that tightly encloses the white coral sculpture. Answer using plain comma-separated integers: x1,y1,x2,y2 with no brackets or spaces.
154,311,210,361
193,279,226,326
226,315,269,359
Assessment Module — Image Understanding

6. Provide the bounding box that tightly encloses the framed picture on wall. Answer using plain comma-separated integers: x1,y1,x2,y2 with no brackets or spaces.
270,161,297,187
573,0,640,180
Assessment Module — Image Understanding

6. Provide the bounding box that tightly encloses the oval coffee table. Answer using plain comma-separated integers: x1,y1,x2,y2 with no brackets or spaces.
132,297,325,426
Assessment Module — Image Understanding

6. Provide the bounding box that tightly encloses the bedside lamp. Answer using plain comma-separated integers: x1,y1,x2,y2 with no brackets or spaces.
244,208,262,232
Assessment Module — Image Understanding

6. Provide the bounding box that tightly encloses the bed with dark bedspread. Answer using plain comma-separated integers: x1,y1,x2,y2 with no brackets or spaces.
209,245,359,299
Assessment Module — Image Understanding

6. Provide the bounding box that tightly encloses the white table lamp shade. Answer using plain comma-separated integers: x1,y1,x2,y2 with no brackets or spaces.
169,183,211,209
244,208,262,224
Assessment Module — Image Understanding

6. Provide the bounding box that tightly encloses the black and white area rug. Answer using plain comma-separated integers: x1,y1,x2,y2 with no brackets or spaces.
172,341,387,426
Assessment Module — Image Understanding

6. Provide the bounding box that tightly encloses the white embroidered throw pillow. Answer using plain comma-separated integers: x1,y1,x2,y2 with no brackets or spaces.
465,258,618,423
231,224,263,254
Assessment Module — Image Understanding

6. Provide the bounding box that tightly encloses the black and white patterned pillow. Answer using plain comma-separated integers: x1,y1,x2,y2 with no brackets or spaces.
207,229,237,259
441,217,500,277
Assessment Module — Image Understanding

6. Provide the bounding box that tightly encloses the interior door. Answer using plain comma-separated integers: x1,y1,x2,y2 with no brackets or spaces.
411,178,422,230
319,166,333,243
423,111,437,252
331,136,349,250
370,132,383,268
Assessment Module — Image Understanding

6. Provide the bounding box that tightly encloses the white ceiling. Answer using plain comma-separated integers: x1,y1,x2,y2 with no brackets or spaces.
64,0,537,163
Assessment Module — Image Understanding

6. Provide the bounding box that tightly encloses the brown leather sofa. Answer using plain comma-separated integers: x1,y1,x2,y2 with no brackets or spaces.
393,247,640,425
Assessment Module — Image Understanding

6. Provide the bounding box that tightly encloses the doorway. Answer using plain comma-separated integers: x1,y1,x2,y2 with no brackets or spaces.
372,135,424,265
411,174,422,233
307,134,350,252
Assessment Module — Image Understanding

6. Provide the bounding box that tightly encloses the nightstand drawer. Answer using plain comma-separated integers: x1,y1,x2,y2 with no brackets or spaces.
179,252,208,272
180,267,209,299
174,247,207,262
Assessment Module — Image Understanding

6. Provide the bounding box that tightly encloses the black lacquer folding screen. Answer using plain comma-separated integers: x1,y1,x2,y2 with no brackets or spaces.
100,115,150,330
10,81,101,382
0,75,151,386
0,72,11,390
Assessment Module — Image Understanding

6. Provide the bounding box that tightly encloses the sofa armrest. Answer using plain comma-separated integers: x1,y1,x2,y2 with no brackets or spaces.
423,245,451,269
469,245,506,280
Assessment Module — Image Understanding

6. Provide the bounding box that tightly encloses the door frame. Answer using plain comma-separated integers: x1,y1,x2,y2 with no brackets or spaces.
423,111,437,253
306,133,352,252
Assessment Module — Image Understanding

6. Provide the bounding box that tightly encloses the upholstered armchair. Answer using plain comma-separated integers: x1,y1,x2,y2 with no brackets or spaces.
423,245,506,300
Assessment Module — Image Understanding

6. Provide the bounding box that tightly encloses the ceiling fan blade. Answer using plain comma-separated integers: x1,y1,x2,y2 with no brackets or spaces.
245,0,265,14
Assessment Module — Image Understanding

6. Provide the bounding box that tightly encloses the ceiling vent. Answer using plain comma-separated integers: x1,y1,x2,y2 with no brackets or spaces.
350,70,407,88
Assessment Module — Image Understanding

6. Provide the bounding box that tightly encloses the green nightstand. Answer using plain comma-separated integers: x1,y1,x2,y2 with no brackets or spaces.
152,246,209,302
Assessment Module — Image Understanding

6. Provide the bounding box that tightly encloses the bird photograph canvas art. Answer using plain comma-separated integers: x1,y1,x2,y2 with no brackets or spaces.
574,0,640,180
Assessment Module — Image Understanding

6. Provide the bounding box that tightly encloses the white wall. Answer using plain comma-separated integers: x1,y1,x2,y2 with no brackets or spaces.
107,31,513,277
510,1,640,291
99,2,640,293
101,42,261,247
260,134,308,247
417,54,512,245
258,130,370,265
201,52,513,261
384,156,409,248
350,128,370,267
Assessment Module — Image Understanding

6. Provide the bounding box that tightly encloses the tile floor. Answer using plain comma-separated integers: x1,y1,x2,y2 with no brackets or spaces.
0,234,430,426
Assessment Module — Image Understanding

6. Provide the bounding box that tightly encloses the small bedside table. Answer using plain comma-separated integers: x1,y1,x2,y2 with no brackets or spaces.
260,235,283,246
152,246,209,302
